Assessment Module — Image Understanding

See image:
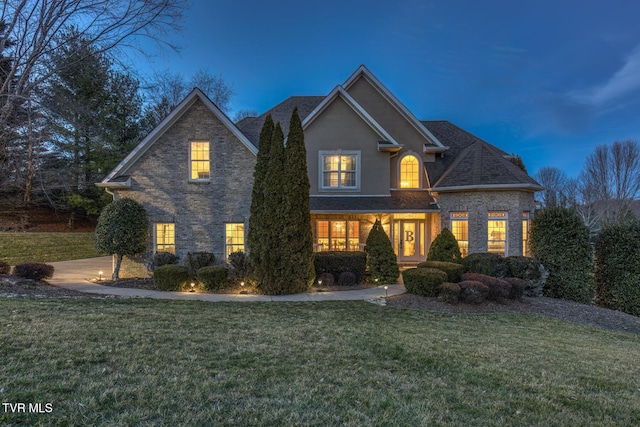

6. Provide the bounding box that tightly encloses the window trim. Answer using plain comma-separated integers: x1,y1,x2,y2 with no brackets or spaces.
315,220,361,252
487,211,508,256
189,140,211,182
398,152,422,189
224,223,245,261
450,212,469,258
155,222,175,254
318,150,361,191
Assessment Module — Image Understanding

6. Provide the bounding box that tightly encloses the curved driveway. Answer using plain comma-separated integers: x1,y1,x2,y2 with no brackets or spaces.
47,257,405,302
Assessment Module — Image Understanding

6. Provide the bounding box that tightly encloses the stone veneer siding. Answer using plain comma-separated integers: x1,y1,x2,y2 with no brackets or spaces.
436,190,536,257
112,99,256,278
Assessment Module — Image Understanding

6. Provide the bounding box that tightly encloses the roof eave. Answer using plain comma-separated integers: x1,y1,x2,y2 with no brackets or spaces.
431,183,544,193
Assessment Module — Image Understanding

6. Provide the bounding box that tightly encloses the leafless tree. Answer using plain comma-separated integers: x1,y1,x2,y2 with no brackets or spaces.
233,109,258,123
580,140,640,221
534,166,569,208
0,0,187,174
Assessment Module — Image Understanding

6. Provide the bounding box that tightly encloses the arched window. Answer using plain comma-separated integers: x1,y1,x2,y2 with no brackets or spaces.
400,155,420,188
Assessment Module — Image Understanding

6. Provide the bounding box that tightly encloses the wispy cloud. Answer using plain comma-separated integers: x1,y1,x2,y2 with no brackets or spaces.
571,43,640,106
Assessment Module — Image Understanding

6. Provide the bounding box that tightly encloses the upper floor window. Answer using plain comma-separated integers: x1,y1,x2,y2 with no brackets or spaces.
400,154,420,188
320,151,360,190
190,141,210,181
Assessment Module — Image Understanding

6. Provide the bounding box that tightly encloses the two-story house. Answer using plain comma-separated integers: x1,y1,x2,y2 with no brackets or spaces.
98,65,542,278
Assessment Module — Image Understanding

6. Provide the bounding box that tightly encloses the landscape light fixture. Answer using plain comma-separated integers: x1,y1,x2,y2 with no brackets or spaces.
240,281,245,287
190,282,195,292
384,285,388,297
318,280,323,286
98,271,103,281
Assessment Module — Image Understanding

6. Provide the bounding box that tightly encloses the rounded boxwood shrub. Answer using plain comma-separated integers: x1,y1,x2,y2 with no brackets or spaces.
316,272,334,287
530,207,594,303
149,252,178,271
402,267,447,297
153,265,189,291
462,253,508,277
417,261,463,282
459,280,490,304
461,272,511,302
337,271,357,286
13,263,54,281
505,256,547,297
0,260,10,275
185,252,216,276
438,282,461,304
426,228,462,263
595,220,640,315
197,266,229,291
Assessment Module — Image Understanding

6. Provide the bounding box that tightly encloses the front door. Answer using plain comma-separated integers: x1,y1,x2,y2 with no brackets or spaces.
398,220,421,263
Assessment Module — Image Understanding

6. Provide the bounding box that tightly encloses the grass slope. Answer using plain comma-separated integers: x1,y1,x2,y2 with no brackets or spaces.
0,233,101,265
1,299,639,426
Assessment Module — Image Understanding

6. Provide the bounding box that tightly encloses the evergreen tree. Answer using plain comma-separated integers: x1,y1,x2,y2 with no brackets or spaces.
365,220,400,284
247,115,274,283
427,228,462,263
281,108,314,293
95,198,149,281
258,122,286,294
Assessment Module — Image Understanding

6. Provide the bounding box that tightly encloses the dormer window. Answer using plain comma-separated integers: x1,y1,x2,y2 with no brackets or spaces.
399,154,420,188
320,150,360,190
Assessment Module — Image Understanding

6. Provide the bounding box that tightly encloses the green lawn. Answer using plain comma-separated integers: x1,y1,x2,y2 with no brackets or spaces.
0,233,102,264
1,299,638,426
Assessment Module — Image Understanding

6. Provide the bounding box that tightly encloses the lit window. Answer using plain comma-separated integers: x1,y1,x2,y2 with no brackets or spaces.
190,141,210,181
522,211,530,256
450,212,469,257
225,223,245,260
315,220,360,251
320,151,359,189
156,223,175,254
488,212,507,256
400,155,420,188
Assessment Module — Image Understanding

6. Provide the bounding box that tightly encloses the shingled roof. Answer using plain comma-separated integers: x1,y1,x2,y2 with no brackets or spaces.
422,121,542,191
237,96,325,147
310,191,438,213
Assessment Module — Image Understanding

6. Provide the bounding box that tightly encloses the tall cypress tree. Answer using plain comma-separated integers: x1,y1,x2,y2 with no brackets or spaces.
258,122,286,294
247,115,274,283
281,108,314,293
365,219,400,284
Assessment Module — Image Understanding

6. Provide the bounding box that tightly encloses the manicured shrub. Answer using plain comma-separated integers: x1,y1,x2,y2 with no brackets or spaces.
185,252,216,276
505,256,547,297
316,272,334,287
458,280,490,304
505,277,526,300
402,268,447,297
365,220,400,284
0,260,10,275
149,252,178,271
462,253,508,277
197,266,229,291
427,228,462,263
13,263,54,281
337,271,357,286
153,265,189,291
417,261,463,282
461,272,511,302
438,282,461,304
595,220,640,315
314,251,366,284
530,207,594,303
228,251,249,281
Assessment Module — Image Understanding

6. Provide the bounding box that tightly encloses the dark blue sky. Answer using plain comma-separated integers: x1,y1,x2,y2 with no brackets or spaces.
135,0,640,178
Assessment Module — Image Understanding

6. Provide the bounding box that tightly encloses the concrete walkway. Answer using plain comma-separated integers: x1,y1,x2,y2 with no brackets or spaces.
47,257,405,302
